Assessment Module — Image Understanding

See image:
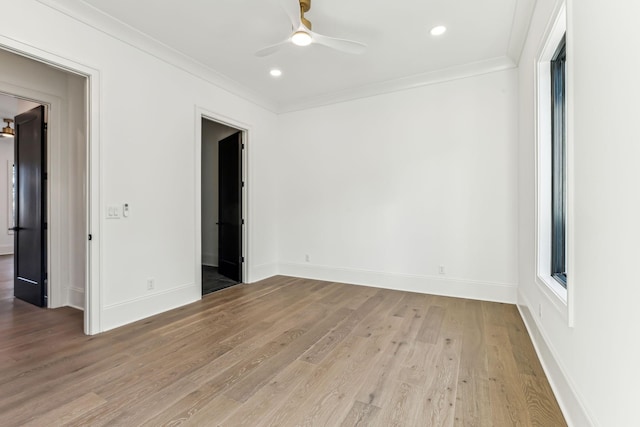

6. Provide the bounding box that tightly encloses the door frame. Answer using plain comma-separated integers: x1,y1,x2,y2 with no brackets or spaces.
0,38,102,335
195,107,249,293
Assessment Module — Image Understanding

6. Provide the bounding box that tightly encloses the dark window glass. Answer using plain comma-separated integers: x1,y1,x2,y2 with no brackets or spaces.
551,35,567,287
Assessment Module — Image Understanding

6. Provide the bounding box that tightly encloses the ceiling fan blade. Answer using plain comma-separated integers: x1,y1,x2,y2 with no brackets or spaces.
281,0,302,29
310,32,367,55
255,38,290,57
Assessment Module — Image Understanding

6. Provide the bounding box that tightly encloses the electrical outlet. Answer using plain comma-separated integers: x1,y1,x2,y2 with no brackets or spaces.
305,254,310,262
147,278,155,291
438,266,445,275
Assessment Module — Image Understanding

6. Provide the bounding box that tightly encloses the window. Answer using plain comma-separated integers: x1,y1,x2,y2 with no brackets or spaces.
536,4,571,324
550,36,567,287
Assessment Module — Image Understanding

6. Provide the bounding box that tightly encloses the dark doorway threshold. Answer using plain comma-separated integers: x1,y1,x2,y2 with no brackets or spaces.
202,265,238,295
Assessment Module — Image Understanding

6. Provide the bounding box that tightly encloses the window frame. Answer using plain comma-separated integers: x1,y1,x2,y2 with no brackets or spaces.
550,36,567,287
534,2,574,326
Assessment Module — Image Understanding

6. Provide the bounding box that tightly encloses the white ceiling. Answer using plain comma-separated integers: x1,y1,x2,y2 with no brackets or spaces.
0,94,19,117
0,94,40,119
54,0,535,111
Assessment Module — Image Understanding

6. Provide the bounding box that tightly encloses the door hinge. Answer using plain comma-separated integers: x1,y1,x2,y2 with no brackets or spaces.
44,222,48,230
88,234,92,241
241,219,245,225
241,256,245,263
44,123,48,131
241,143,245,149
242,181,245,188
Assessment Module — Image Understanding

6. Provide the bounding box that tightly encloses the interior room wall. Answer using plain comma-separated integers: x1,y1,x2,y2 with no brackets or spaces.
2,0,279,331
517,0,640,425
277,69,519,302
0,107,14,255
201,119,237,267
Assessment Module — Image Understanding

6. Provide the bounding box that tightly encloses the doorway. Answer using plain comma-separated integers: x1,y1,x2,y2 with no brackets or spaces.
201,118,244,295
0,48,89,330
0,95,49,306
0,95,43,310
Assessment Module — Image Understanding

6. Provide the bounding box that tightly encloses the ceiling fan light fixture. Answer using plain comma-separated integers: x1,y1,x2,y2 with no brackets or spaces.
270,68,283,77
430,25,447,36
1,118,14,138
291,30,312,46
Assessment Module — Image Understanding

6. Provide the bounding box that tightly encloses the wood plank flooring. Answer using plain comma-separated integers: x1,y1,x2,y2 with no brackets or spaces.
0,255,566,426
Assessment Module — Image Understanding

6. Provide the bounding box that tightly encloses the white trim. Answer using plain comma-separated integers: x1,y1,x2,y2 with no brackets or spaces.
194,107,250,296
533,2,574,326
35,1,521,114
564,0,576,326
36,0,277,113
279,57,517,113
517,291,595,426
86,67,102,335
67,286,85,310
102,283,199,332
201,253,217,267
0,35,102,335
279,262,517,303
506,0,538,65
249,262,279,283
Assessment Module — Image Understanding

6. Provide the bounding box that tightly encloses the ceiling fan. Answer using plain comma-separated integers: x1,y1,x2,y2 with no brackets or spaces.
256,0,367,57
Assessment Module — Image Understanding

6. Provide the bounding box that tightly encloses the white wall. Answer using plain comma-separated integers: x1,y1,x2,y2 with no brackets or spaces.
518,1,640,425
201,119,237,267
1,0,279,331
0,124,13,255
6,3,638,424
277,69,519,302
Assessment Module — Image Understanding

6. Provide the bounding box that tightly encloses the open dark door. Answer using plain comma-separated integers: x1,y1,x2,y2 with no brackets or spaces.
217,131,242,282
13,106,47,307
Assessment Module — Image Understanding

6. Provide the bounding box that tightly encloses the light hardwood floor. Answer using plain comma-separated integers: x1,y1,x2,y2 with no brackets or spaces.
0,255,566,426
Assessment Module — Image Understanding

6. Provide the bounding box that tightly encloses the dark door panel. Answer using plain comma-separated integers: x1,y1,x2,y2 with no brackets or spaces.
217,132,242,282
13,105,47,307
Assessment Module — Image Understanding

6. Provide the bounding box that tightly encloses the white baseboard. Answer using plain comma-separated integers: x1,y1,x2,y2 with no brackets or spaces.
278,262,516,303
249,262,279,283
67,286,85,310
0,245,13,255
517,290,594,427
202,252,217,267
101,283,200,332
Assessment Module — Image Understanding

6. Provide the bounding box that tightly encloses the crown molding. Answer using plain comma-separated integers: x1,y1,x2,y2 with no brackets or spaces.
276,56,517,114
36,0,521,115
506,0,538,65
36,0,279,113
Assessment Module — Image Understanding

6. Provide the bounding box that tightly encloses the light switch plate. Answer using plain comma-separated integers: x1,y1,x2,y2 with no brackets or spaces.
106,206,121,219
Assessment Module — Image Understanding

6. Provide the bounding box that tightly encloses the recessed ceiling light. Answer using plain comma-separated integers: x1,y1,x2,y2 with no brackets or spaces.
430,25,447,36
270,69,282,77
